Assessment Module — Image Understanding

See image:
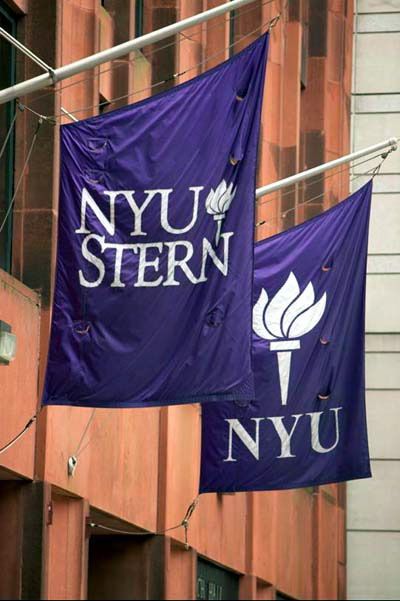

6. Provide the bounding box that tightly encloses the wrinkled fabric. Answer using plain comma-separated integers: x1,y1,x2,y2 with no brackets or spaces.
42,34,269,408
200,182,372,492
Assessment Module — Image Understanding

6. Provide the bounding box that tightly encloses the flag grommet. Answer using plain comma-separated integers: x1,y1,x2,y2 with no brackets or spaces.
234,399,251,408
206,307,225,328
75,323,91,335
236,94,244,101
87,138,108,152
318,393,330,400
320,337,329,345
230,156,239,165
83,169,105,184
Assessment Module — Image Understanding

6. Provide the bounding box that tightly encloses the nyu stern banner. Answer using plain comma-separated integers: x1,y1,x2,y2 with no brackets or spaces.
42,34,269,408
200,182,373,492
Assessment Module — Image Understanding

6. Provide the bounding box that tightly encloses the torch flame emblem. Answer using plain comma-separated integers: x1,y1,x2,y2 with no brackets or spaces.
206,179,236,245
253,272,327,406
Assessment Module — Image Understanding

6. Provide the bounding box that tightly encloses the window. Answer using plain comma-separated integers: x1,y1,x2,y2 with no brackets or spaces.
229,1,236,58
135,0,144,38
0,3,17,272
301,0,309,90
99,93,110,114
197,558,239,600
150,2,176,95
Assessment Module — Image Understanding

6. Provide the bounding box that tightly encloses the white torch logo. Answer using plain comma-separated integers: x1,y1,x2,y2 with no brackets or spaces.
205,179,236,245
253,272,327,406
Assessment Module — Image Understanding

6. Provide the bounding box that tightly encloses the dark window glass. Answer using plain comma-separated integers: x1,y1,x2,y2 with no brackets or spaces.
197,558,238,601
150,3,176,95
99,93,110,114
229,1,236,57
301,0,309,89
0,3,17,272
135,0,144,38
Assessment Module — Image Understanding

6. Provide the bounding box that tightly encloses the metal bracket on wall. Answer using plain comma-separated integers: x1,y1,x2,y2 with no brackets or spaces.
67,455,78,477
46,500,53,526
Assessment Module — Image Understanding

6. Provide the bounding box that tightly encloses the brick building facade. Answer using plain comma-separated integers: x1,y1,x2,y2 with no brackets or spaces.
0,1,353,599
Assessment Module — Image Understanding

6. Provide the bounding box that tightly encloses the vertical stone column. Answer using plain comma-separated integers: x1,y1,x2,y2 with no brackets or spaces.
348,1,400,598
44,494,90,599
280,5,302,229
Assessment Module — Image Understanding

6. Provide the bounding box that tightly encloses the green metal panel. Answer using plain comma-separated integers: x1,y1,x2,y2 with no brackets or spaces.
197,558,239,601
0,1,17,273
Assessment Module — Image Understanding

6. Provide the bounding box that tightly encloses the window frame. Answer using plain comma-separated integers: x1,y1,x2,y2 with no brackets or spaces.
229,2,236,58
135,0,144,39
0,1,17,273
197,557,239,600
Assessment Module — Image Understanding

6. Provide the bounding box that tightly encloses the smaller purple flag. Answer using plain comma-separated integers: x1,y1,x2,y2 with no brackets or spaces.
200,182,373,493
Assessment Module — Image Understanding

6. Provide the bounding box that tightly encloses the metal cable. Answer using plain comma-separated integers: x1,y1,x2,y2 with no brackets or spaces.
41,14,280,120
88,496,199,549
0,110,17,162
28,0,278,107
73,408,97,458
0,117,43,235
0,414,37,455
256,159,385,229
256,149,393,209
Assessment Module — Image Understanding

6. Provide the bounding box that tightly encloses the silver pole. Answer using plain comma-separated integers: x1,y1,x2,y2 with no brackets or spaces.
0,0,258,105
0,27,54,77
60,107,79,122
255,137,399,198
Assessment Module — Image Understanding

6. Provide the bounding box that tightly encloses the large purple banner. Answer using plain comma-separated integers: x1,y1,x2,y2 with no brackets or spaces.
42,35,269,408
200,182,372,492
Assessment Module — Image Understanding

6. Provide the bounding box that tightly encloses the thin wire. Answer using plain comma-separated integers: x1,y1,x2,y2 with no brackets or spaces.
257,151,385,207
256,162,383,229
88,495,200,547
52,15,278,118
30,41,178,107
29,0,277,107
74,434,93,459
90,521,181,536
0,414,37,455
288,167,376,218
256,149,392,208
73,408,97,457
16,100,56,124
0,117,43,235
0,110,17,161
257,164,380,228
46,14,280,120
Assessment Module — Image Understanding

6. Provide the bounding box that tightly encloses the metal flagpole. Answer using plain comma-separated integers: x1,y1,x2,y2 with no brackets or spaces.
0,27,77,124
0,0,258,105
1,9,398,197
0,26,55,78
255,137,399,198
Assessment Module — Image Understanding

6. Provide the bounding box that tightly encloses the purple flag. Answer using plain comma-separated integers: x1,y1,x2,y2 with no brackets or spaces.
42,34,269,408
200,182,372,492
